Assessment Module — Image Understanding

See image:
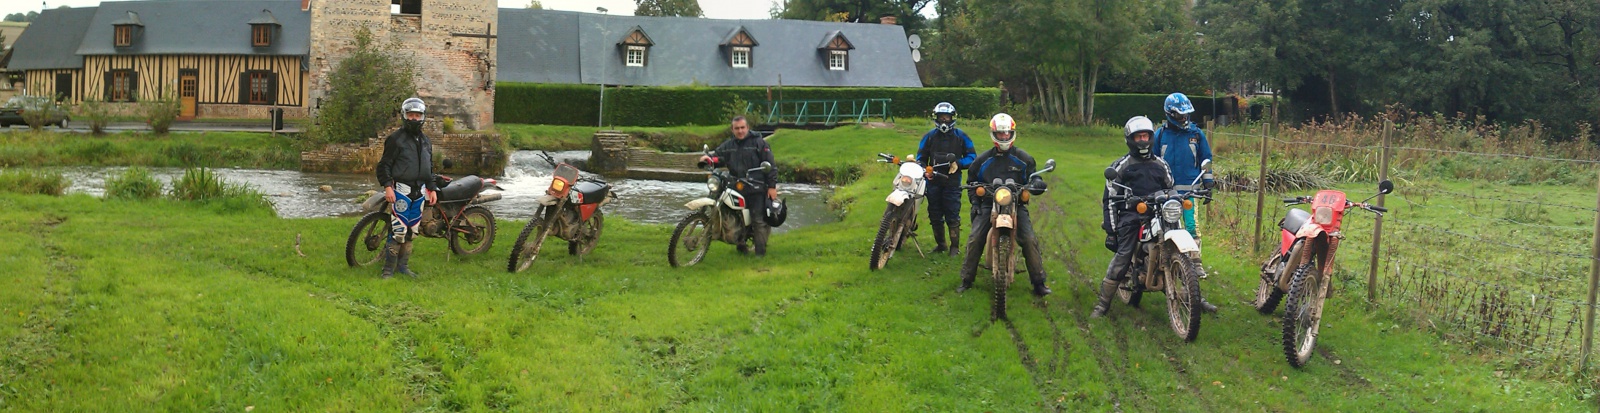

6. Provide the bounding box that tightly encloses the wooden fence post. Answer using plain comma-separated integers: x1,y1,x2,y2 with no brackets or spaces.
1583,168,1600,369
1253,123,1269,254
1367,119,1392,303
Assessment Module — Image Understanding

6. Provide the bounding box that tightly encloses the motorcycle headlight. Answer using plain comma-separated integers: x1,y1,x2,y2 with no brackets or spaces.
1314,206,1334,225
895,175,916,192
1162,199,1183,222
706,175,720,193
995,188,1013,206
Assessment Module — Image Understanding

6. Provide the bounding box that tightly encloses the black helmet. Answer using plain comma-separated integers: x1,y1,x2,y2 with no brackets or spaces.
764,198,788,227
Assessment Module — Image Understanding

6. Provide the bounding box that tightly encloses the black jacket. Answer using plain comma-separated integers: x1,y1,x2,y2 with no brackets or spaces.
1101,154,1174,233
709,133,777,189
969,147,1040,208
376,129,437,192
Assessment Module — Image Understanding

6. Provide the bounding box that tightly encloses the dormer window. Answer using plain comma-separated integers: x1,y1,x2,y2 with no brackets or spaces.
721,26,758,69
248,9,281,48
617,26,654,68
818,31,854,71
111,11,143,48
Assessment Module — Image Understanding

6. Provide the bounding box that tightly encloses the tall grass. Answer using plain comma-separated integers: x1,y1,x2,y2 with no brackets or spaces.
103,167,162,200
0,169,70,196
170,167,274,215
0,131,300,169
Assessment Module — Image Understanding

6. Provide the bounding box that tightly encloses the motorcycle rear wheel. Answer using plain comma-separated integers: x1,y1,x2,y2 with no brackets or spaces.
345,212,389,267
507,206,555,273
1253,251,1289,314
569,209,605,256
991,234,1013,321
1164,253,1203,342
1282,261,1324,367
668,212,711,267
449,206,496,256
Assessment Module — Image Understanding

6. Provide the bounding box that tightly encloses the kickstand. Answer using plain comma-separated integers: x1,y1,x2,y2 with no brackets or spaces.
910,233,926,258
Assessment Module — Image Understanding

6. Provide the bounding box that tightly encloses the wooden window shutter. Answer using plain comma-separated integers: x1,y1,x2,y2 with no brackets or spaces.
128,72,139,102
103,71,113,101
268,73,279,105
239,72,250,104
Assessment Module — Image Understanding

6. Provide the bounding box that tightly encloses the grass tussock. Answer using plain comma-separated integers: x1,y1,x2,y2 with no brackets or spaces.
170,168,275,215
0,169,71,196
103,167,163,200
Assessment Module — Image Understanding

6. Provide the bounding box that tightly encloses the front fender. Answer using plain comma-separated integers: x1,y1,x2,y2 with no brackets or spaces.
1163,229,1200,254
1294,222,1327,239
685,198,716,210
886,190,910,206
535,194,560,206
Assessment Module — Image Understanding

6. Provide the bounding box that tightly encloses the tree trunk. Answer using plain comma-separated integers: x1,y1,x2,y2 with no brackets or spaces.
1086,62,1100,125
1327,66,1340,123
1033,72,1045,122
1057,75,1071,125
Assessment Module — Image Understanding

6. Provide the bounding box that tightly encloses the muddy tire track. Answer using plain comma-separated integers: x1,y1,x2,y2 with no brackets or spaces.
0,215,77,406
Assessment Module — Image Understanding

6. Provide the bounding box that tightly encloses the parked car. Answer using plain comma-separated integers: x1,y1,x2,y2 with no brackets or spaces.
0,96,71,129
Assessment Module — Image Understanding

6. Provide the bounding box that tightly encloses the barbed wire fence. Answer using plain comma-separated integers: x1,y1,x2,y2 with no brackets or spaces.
1203,120,1600,371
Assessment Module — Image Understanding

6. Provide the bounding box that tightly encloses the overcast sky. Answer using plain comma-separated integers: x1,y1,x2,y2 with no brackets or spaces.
1,1,783,20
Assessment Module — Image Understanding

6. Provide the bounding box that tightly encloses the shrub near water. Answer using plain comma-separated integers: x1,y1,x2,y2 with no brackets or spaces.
0,169,70,196
170,167,274,215
103,167,162,200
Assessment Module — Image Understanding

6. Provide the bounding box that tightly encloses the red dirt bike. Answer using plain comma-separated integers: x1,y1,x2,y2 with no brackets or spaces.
962,159,1055,321
507,151,615,272
1252,180,1393,367
345,169,504,267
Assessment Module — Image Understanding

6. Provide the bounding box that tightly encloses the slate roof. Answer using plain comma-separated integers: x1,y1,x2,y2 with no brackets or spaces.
6,7,97,70
497,9,922,87
76,0,309,57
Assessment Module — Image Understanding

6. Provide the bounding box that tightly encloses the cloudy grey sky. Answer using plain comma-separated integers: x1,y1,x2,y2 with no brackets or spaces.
1,1,782,20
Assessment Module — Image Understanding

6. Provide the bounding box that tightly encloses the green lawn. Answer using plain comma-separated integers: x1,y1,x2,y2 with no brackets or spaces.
0,130,301,170
0,125,1590,411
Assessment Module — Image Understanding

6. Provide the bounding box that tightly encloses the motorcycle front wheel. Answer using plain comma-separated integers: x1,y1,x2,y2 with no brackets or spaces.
668,212,711,267
345,212,389,267
449,206,496,256
991,233,1013,321
869,204,906,271
507,206,555,273
1282,261,1325,367
1164,252,1203,342
569,209,604,256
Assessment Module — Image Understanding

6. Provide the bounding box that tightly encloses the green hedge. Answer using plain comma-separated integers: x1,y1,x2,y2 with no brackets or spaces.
496,83,1001,127
1092,94,1236,127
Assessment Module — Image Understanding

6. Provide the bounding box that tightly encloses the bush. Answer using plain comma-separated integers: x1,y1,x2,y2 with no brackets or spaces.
140,86,182,134
0,169,71,196
76,97,111,135
169,167,274,214
18,95,66,130
312,27,419,144
1092,93,1235,127
442,117,457,134
104,167,162,200
495,83,1002,127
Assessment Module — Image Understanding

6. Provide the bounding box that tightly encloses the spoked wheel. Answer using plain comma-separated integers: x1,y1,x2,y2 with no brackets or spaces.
568,209,604,256
668,212,711,267
448,206,497,255
1164,252,1204,342
991,233,1013,321
869,204,906,270
345,212,390,267
507,206,556,273
1282,261,1325,367
1253,250,1291,313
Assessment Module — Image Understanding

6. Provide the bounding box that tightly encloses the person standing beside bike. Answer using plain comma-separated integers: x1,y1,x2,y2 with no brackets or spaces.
1093,116,1174,317
1152,93,1219,313
374,97,438,279
916,102,977,257
698,116,779,257
957,113,1051,297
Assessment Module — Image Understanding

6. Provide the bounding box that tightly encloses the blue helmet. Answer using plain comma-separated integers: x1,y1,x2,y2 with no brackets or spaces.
1163,93,1195,128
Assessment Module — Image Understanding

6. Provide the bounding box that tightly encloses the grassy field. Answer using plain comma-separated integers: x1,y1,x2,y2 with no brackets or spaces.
0,130,301,170
0,125,1591,411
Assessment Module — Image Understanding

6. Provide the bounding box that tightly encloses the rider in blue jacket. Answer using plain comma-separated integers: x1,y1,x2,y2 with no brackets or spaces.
1152,93,1214,240
916,102,977,256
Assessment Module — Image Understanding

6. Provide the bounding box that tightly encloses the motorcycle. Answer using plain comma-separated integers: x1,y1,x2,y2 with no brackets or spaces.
868,153,955,270
345,163,504,267
667,145,775,268
1102,160,1212,341
962,159,1056,321
1252,180,1393,367
507,151,616,272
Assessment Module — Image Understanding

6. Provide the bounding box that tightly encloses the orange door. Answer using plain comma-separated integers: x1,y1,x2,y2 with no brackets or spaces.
179,74,197,118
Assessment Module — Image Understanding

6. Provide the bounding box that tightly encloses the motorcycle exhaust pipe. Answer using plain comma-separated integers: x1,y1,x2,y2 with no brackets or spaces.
474,192,503,203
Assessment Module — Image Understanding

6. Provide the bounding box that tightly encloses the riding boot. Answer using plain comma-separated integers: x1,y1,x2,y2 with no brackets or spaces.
930,221,947,253
1199,297,1219,313
947,224,962,257
956,248,978,293
1090,279,1119,317
1022,239,1051,297
380,241,398,279
396,242,419,278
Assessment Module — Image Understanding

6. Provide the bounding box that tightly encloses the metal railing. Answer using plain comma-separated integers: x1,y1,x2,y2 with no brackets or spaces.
745,99,893,126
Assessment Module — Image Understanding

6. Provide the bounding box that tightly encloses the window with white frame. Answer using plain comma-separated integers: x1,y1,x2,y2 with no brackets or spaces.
828,50,847,71
731,47,751,68
626,46,647,67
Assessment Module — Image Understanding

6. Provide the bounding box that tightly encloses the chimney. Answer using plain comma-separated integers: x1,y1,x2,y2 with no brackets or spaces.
878,15,898,25
301,0,311,11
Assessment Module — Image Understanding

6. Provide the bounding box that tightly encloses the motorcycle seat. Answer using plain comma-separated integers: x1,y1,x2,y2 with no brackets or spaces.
1281,208,1311,233
574,181,610,205
438,175,484,203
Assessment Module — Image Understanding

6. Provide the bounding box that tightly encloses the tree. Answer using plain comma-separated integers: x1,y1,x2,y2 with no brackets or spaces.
774,0,932,31
312,27,419,144
634,0,703,17
526,1,543,9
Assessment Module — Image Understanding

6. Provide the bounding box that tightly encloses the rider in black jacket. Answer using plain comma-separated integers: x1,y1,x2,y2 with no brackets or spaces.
957,113,1051,297
1093,116,1173,316
374,97,437,279
699,116,778,256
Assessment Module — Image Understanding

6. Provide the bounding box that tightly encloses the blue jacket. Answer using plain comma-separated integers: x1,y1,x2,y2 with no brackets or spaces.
1152,124,1212,191
916,128,977,186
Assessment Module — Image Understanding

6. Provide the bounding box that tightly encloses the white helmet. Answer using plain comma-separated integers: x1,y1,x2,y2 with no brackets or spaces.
1124,116,1156,157
401,97,426,119
989,113,1017,151
933,102,957,133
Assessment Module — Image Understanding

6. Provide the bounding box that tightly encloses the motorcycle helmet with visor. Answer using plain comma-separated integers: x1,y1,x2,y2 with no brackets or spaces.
933,102,957,133
401,97,427,134
1124,116,1156,157
989,113,1017,151
1163,93,1194,129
